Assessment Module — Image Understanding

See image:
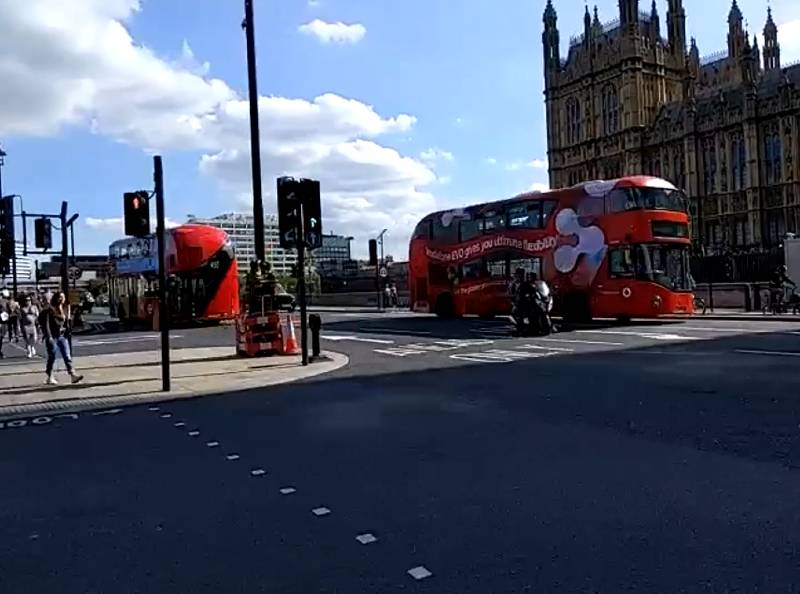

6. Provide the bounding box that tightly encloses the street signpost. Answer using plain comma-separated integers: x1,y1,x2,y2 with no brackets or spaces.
67,266,82,282
277,176,322,366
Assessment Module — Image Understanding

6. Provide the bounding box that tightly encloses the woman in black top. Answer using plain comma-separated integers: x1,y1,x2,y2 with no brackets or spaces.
41,292,83,385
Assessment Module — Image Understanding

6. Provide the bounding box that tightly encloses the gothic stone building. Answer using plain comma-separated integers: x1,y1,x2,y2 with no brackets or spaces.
543,0,800,252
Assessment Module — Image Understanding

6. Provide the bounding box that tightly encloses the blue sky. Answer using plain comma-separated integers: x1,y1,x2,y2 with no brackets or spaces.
0,0,798,258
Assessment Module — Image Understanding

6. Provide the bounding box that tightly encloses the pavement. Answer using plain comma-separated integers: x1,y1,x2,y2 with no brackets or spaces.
2,311,800,592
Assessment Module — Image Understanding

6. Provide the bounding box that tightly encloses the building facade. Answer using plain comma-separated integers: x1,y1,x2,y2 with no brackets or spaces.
0,242,35,287
313,233,357,276
186,213,298,276
543,0,800,252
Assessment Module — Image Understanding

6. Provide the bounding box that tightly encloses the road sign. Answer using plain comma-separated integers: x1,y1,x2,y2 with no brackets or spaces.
379,267,388,278
67,266,82,281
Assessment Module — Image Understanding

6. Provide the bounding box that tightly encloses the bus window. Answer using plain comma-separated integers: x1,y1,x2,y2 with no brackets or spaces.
483,210,505,234
609,248,635,277
542,200,558,226
413,219,432,240
432,217,459,243
507,202,540,229
459,217,482,242
486,256,507,278
578,196,605,218
461,259,483,280
510,257,541,277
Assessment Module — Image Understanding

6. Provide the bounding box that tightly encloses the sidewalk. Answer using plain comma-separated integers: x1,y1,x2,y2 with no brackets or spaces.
661,308,800,322
0,347,348,419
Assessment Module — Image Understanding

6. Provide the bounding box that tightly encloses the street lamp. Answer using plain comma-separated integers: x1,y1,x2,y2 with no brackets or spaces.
375,229,388,309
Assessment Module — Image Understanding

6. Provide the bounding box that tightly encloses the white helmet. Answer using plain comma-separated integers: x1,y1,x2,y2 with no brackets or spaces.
0,289,10,298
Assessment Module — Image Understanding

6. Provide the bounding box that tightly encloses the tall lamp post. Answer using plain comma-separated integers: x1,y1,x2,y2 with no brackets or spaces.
0,146,17,296
242,0,265,264
376,228,387,309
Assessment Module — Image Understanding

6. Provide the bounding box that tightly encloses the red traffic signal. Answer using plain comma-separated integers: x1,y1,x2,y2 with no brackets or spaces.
124,191,150,237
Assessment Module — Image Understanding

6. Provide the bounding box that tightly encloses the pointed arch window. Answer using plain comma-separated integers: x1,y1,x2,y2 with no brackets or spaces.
602,85,619,135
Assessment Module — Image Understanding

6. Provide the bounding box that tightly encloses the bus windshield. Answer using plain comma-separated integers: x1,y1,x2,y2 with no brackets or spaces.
608,187,687,213
610,244,692,291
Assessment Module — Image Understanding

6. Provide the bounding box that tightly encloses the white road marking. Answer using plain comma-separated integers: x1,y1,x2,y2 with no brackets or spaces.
250,469,266,476
735,349,800,358
75,335,184,346
373,347,430,357
188,431,200,437
148,406,159,411
408,566,433,580
321,334,395,345
679,326,755,333
92,409,123,416
173,422,185,428
520,344,574,352
226,454,240,461
577,329,701,341
160,413,172,419
538,338,625,346
280,487,296,495
312,506,331,516
356,533,378,545
364,328,432,336
206,441,220,447
451,349,558,364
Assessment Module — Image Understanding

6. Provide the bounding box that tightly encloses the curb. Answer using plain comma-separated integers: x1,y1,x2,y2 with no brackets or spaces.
660,314,800,322
0,350,349,421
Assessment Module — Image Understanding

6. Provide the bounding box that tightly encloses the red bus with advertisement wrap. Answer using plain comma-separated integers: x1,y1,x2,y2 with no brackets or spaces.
409,176,694,320
109,224,240,325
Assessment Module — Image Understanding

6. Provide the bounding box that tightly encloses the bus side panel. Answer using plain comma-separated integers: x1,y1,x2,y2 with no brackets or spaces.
202,257,240,320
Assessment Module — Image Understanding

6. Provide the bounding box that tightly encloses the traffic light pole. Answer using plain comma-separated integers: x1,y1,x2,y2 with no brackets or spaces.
154,156,171,392
243,0,265,263
59,202,69,295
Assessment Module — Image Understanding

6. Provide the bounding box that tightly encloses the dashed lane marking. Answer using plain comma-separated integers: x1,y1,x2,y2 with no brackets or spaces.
148,406,159,411
356,533,378,545
519,344,575,352
280,487,297,495
188,431,200,437
735,349,800,358
226,454,241,461
174,422,185,428
250,469,266,477
312,506,331,516
206,441,220,448
577,329,702,341
538,338,625,346
408,566,433,580
321,334,395,345
160,413,172,419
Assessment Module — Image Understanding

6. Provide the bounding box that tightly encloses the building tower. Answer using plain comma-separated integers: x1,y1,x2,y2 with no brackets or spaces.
763,7,781,71
619,0,640,27
727,0,746,60
666,0,686,56
542,0,560,75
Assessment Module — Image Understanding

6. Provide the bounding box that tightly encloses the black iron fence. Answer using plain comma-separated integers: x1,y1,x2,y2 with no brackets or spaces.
690,249,784,283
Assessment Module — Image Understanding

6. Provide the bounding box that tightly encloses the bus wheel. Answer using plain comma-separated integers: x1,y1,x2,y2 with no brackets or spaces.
561,293,592,323
435,293,456,318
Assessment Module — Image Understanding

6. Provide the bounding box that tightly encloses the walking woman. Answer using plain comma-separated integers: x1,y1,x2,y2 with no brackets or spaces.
41,292,83,385
20,294,40,358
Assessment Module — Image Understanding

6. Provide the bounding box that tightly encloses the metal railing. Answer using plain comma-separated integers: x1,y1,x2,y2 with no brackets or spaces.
700,49,727,65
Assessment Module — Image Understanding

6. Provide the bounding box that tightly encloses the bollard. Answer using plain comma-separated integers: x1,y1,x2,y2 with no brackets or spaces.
309,314,322,360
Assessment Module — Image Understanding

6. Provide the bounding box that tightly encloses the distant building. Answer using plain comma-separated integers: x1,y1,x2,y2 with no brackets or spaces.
542,0,800,251
313,233,357,276
0,242,35,287
186,213,298,276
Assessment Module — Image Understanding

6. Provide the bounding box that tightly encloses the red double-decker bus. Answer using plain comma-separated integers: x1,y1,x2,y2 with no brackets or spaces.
409,176,694,320
109,224,240,325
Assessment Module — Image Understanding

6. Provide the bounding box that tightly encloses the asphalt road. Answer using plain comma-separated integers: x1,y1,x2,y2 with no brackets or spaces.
2,312,800,592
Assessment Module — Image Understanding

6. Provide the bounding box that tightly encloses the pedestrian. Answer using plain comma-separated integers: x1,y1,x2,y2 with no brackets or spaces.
40,291,83,385
20,294,40,359
0,289,9,359
7,294,20,342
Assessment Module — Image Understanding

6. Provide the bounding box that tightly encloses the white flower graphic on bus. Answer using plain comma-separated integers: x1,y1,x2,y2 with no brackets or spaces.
553,208,607,286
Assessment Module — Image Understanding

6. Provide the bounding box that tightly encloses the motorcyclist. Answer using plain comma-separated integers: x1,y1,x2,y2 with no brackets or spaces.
769,265,796,313
529,271,554,335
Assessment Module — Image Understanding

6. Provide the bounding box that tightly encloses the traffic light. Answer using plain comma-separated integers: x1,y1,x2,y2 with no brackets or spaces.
368,239,378,266
34,217,53,250
301,179,322,250
277,177,302,248
0,196,14,275
124,191,150,237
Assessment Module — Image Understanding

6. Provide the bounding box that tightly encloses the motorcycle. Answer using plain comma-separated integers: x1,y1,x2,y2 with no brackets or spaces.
513,280,554,336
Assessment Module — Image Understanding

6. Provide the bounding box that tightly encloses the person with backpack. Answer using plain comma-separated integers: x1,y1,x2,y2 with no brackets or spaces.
40,292,83,385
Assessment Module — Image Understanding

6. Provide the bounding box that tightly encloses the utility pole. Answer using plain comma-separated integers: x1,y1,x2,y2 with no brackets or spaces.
154,156,171,392
59,201,69,295
377,229,387,310
243,0,265,263
0,147,17,296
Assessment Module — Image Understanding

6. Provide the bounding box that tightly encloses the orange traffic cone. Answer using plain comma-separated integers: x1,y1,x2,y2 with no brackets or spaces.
282,313,299,355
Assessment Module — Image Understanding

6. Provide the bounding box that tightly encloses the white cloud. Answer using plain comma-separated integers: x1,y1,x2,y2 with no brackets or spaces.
758,18,800,64
420,147,455,163
529,182,550,192
507,158,548,172
308,0,321,6
436,176,452,185
85,216,180,233
0,0,437,259
485,157,498,165
298,19,366,44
